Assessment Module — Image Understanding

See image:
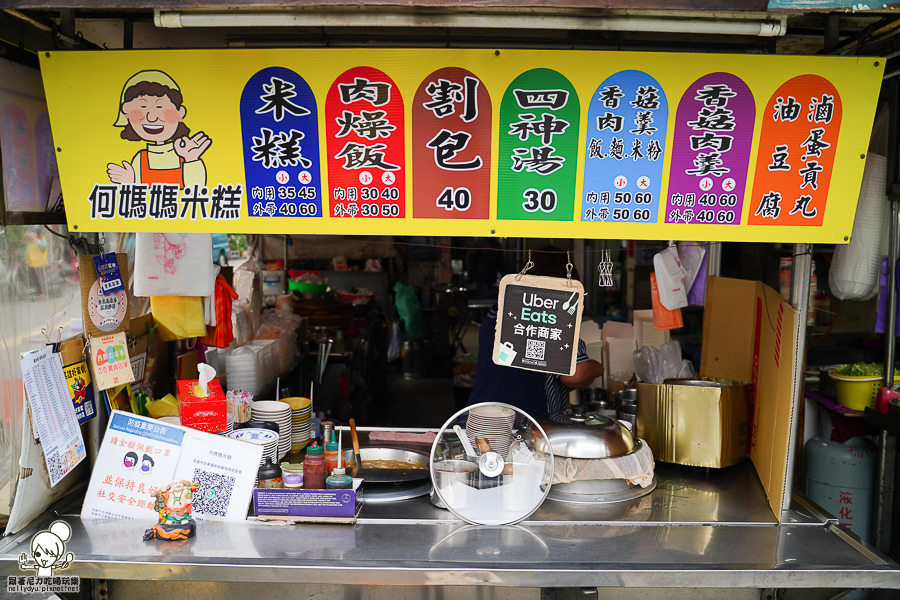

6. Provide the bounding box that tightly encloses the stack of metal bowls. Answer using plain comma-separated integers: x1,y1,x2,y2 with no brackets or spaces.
614,389,638,431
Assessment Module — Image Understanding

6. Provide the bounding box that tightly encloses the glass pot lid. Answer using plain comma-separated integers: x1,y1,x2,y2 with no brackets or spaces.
429,402,554,526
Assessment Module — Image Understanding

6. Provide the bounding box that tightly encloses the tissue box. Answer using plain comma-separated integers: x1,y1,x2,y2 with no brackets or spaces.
637,379,752,468
253,480,364,523
176,378,227,433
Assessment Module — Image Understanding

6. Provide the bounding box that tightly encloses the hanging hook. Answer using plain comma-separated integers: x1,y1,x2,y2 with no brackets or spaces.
41,328,49,343
56,327,63,345
515,250,534,281
565,250,573,288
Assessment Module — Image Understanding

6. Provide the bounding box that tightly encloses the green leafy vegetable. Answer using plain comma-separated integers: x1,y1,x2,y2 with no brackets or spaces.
833,362,900,377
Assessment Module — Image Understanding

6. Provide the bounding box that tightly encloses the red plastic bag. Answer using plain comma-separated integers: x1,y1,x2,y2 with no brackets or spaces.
200,275,239,348
650,272,683,330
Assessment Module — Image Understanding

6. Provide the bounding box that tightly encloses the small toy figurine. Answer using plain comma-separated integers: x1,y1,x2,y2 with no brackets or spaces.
143,479,199,541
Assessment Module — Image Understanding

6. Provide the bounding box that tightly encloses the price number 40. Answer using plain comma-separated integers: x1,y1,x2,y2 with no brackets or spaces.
436,187,472,211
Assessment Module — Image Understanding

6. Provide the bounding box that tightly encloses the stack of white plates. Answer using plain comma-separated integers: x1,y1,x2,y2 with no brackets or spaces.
226,428,279,467
251,400,292,459
213,414,235,436
284,397,312,451
466,405,516,460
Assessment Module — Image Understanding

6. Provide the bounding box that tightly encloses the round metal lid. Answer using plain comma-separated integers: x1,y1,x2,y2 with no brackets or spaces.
429,402,554,526
526,404,638,459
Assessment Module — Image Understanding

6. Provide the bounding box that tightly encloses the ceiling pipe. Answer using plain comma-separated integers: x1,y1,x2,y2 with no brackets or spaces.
154,9,787,37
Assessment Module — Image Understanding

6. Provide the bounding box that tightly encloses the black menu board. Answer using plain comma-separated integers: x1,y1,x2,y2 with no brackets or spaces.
492,274,584,376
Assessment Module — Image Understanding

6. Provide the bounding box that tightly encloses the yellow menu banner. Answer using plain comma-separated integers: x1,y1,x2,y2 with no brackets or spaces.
39,48,883,243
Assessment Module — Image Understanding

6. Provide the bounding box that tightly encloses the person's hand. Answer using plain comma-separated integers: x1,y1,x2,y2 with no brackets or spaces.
174,132,212,162
107,161,135,184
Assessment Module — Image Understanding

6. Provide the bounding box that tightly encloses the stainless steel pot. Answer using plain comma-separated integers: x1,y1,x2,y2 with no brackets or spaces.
523,405,638,459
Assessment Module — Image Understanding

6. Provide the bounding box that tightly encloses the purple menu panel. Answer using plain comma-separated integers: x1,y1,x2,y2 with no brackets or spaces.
665,73,755,225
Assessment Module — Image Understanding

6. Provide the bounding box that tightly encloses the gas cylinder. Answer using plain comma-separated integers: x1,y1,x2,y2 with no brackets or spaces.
803,410,877,542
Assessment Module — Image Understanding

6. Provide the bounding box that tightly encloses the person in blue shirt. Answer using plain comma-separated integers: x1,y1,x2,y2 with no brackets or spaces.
467,247,603,417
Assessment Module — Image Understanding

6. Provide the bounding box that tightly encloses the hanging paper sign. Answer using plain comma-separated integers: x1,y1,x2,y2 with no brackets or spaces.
581,70,668,224
240,67,322,219
412,67,492,219
497,69,580,221
80,253,130,337
63,360,96,424
493,274,584,376
665,73,755,226
92,252,124,295
748,75,842,227
326,66,405,219
90,331,136,391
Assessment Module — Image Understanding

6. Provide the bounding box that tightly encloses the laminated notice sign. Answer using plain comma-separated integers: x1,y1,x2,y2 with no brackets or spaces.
81,410,262,521
493,274,584,376
19,346,87,487
90,331,135,391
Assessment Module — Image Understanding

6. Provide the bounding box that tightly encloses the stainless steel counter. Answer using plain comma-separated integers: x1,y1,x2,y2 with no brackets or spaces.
0,431,897,589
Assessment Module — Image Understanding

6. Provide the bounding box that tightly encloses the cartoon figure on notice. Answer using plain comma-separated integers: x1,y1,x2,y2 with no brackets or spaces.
18,520,74,576
107,70,211,188
70,376,87,404
143,479,199,541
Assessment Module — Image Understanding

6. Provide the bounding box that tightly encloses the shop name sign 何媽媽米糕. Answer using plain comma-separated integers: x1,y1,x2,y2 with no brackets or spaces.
39,49,884,243
493,274,584,376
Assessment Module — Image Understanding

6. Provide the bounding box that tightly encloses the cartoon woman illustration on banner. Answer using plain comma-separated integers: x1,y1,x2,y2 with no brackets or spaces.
107,70,211,187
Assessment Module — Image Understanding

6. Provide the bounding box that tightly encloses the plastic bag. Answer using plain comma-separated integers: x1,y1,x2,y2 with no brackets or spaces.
831,154,889,301
134,233,214,297
393,281,425,338
650,272,683,330
876,258,900,336
388,319,402,362
678,242,708,305
653,246,688,310
150,295,207,341
633,340,695,384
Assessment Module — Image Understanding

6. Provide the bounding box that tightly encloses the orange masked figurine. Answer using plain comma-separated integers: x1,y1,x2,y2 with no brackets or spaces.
143,479,199,541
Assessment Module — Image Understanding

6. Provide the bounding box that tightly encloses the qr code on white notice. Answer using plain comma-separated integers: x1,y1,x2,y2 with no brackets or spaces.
192,469,235,517
525,339,546,360
47,453,64,481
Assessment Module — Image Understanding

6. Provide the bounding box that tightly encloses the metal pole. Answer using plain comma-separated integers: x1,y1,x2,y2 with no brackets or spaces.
783,242,811,522
877,196,900,551
706,242,722,278
876,78,900,551
885,203,899,388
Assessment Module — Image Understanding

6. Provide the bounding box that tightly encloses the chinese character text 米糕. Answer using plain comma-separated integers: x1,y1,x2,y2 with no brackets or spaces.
256,77,311,122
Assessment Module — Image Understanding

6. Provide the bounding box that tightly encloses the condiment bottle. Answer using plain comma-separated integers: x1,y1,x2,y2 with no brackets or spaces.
257,457,283,489
325,467,353,490
302,442,326,489
324,435,339,475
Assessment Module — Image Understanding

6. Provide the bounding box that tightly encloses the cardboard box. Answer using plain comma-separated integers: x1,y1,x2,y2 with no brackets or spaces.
637,379,752,468
699,277,800,521
176,379,227,433
253,480,364,523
